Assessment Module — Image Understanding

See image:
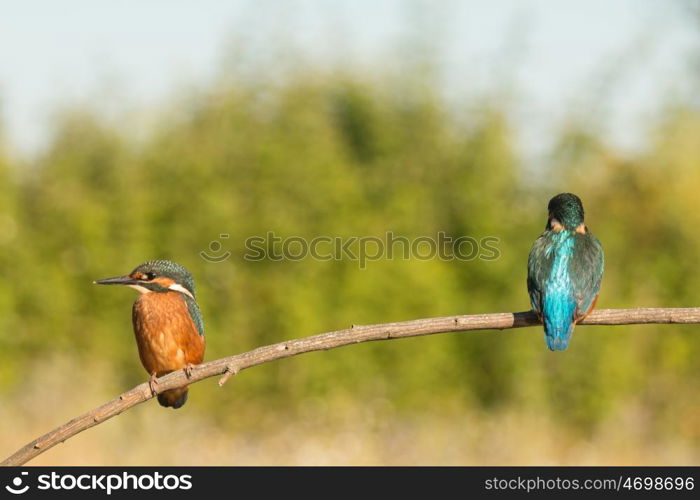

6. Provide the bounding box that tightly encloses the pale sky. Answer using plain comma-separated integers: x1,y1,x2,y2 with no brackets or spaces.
0,0,697,158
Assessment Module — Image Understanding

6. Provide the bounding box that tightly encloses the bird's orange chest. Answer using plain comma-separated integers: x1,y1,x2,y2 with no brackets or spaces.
131,292,205,376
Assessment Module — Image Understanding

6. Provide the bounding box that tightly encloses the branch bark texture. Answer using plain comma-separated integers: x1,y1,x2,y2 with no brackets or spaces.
3,307,700,466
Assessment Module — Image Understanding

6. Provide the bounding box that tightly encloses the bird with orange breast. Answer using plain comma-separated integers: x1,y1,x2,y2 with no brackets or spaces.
95,260,205,409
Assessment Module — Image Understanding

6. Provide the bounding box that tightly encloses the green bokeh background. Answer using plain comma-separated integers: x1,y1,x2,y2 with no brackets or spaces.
1,15,699,465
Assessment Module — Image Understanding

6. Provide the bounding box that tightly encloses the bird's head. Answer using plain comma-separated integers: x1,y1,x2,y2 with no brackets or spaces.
547,192,586,233
94,260,196,300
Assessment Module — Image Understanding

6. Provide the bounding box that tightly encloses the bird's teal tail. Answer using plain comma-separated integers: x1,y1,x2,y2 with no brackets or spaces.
542,292,577,351
544,324,574,350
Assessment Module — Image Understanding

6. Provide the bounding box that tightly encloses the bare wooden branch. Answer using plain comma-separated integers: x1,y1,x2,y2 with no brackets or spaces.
3,307,700,466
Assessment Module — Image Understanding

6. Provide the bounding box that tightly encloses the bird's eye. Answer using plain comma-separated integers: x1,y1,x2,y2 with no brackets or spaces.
145,272,156,281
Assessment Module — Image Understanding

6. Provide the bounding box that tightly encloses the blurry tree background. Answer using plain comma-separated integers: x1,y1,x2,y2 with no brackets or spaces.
0,1,699,464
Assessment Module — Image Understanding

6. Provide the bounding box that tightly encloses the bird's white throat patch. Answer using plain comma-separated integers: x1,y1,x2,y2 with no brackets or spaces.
127,284,151,294
127,282,195,300
168,283,195,300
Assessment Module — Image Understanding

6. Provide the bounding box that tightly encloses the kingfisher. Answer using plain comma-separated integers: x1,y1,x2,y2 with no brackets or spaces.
527,193,604,351
94,260,205,408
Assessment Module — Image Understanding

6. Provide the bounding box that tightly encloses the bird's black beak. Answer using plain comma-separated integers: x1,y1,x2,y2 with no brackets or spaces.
93,275,138,286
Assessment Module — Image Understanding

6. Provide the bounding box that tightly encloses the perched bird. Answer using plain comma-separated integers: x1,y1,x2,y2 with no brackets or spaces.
94,260,205,408
527,193,604,351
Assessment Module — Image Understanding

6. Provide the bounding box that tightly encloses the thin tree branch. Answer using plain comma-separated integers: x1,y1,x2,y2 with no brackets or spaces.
3,307,700,466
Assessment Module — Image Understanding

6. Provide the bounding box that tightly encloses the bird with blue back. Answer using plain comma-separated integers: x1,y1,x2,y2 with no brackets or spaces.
94,260,205,408
527,193,604,351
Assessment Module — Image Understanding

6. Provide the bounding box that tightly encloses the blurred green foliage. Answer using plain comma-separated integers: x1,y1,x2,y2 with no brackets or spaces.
0,68,698,450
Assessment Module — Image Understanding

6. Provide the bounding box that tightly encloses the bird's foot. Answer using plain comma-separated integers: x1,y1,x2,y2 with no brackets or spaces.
183,363,195,379
148,372,159,395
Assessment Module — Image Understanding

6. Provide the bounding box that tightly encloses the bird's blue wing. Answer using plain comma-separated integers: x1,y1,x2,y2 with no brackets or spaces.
570,232,604,319
183,295,205,337
527,232,554,316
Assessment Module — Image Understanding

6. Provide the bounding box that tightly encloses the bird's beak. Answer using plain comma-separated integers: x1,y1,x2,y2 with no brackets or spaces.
93,275,138,286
